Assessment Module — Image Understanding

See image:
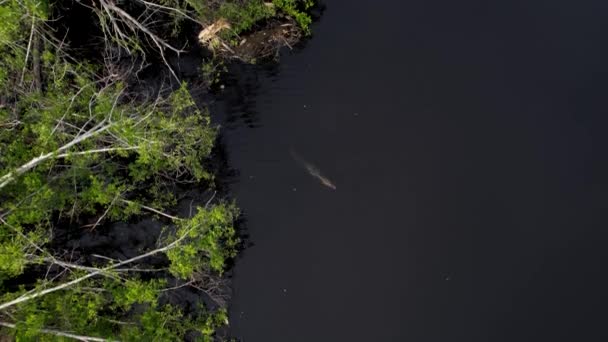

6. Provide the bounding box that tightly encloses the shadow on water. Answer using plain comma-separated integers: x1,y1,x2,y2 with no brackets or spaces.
217,63,281,129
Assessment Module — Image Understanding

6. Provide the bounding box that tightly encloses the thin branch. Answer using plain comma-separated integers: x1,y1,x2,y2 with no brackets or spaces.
0,218,46,256
0,218,197,311
91,254,118,262
32,24,42,91
20,17,36,86
54,146,140,159
119,199,182,221
159,279,195,292
134,0,202,24
98,0,182,81
87,193,120,231
50,77,113,136
204,191,217,209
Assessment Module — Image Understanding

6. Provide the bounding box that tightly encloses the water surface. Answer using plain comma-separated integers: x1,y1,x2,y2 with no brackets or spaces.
220,1,608,340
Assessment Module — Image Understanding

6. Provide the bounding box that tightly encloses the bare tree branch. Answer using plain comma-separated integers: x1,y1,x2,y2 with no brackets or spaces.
20,17,36,86
0,121,112,190
97,0,183,81
0,218,198,311
0,321,117,342
119,199,183,221
133,0,202,25
54,146,140,159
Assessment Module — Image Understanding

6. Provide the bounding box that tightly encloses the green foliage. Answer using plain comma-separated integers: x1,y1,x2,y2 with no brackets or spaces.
0,0,47,43
272,0,314,33
0,241,27,277
2,73,218,231
217,0,276,35
3,275,228,341
111,278,166,310
140,0,314,40
0,60,231,336
118,305,228,341
168,203,239,278
156,0,315,33
0,0,306,340
0,0,49,95
0,2,238,340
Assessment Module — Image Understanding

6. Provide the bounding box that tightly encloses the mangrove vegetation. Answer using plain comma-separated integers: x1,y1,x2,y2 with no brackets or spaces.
0,0,314,340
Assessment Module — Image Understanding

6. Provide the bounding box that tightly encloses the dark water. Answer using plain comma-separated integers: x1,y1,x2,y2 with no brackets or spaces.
220,0,608,341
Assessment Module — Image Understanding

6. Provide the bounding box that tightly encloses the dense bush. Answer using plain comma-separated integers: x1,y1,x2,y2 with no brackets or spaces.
0,0,314,340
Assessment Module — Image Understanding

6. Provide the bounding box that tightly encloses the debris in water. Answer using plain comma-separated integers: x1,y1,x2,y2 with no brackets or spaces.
198,19,231,49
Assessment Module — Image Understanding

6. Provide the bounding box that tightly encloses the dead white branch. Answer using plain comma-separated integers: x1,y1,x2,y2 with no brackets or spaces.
133,0,202,25
119,199,182,221
54,146,140,159
88,193,120,231
0,219,196,311
20,17,36,86
104,0,179,52
0,121,112,190
0,321,117,342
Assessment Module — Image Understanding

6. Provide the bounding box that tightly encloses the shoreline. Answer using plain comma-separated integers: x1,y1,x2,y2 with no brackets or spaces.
0,0,320,340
